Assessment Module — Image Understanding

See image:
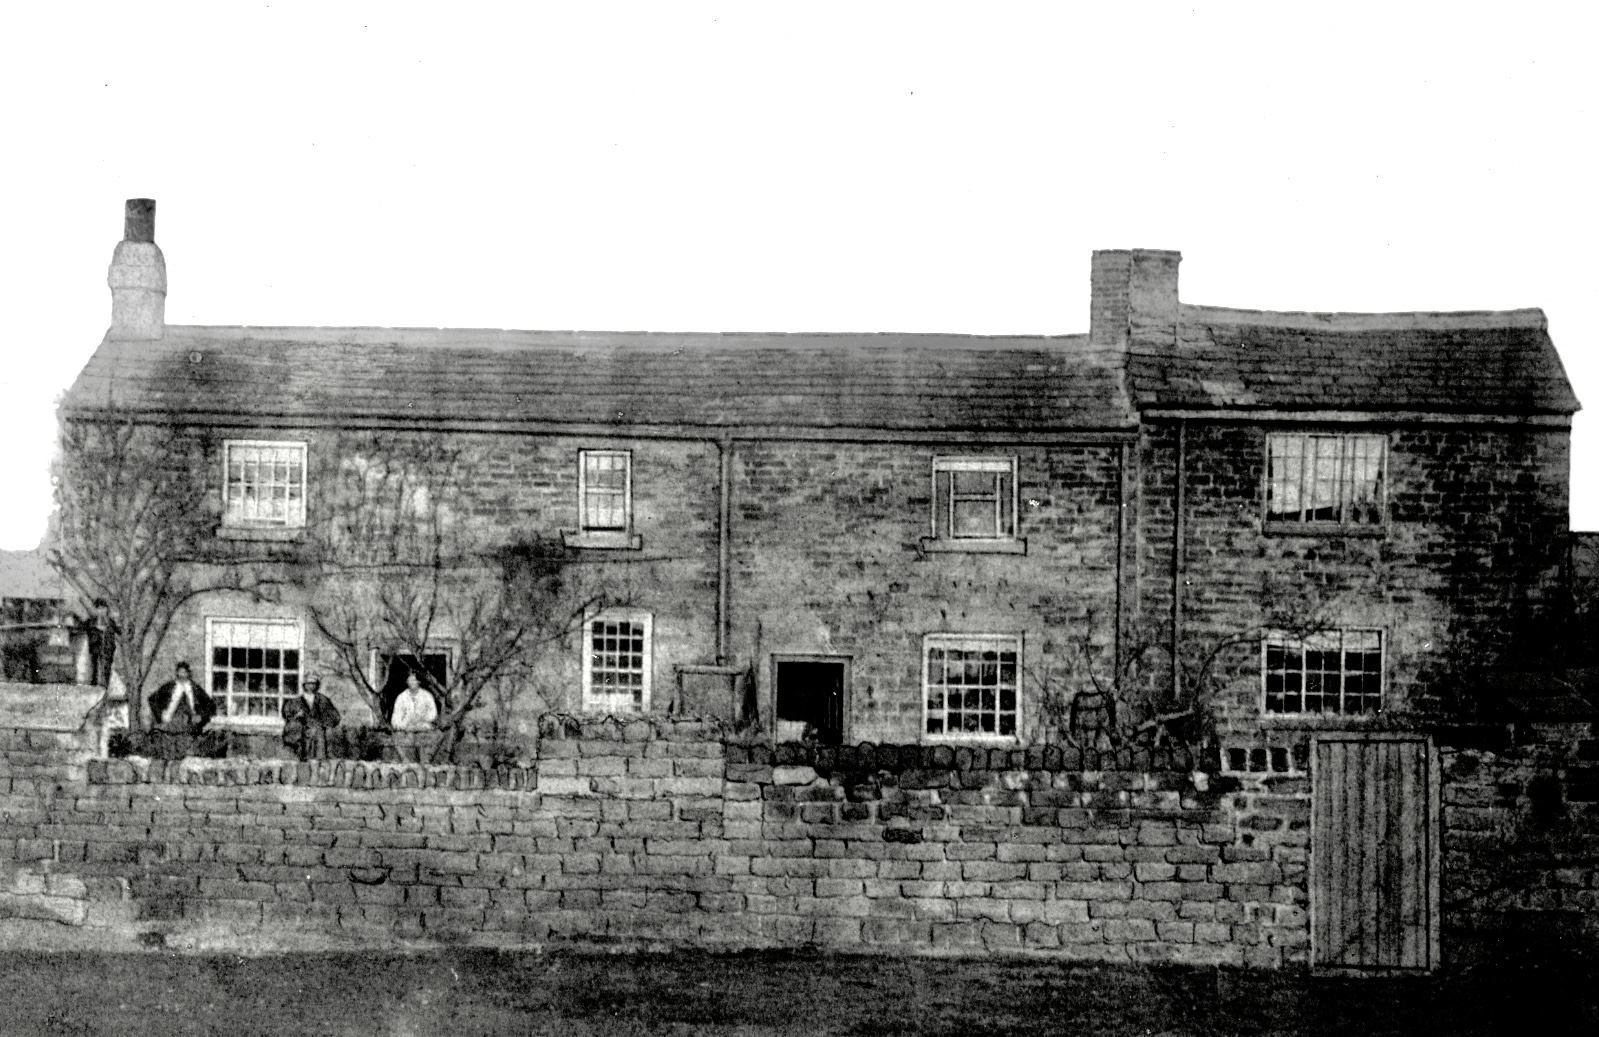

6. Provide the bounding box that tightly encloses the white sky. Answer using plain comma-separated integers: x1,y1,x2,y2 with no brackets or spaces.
1,3,1594,550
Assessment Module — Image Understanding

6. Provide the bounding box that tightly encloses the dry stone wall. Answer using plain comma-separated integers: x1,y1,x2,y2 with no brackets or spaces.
1,720,1308,964
8,718,1593,963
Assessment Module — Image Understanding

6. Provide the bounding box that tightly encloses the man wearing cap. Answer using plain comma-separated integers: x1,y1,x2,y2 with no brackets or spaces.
282,673,342,761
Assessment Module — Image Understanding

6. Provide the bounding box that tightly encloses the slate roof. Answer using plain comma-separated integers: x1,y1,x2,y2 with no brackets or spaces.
60,327,1132,432
1127,305,1580,415
62,306,1580,432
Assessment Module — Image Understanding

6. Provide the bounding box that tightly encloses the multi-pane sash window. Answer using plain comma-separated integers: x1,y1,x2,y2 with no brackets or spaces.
579,450,631,533
1263,629,1383,715
224,441,307,528
582,613,652,712
932,457,1017,540
207,618,302,720
923,634,1021,739
1265,433,1385,527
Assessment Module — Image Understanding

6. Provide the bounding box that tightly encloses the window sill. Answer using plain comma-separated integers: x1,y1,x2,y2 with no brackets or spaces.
208,717,285,732
918,537,1027,556
1262,521,1386,539
216,525,306,542
920,734,1022,746
561,530,643,550
1257,712,1402,731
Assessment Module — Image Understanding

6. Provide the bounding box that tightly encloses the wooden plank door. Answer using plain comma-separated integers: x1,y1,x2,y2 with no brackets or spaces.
1311,735,1439,973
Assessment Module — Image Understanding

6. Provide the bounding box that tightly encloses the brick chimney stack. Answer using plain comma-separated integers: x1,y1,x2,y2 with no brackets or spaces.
108,198,166,340
1089,249,1180,355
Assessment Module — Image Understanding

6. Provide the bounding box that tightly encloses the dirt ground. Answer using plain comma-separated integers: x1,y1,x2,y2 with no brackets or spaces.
0,946,1594,1037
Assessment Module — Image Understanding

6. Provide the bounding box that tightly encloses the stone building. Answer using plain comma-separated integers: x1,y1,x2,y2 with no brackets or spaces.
61,203,1578,750
15,198,1586,969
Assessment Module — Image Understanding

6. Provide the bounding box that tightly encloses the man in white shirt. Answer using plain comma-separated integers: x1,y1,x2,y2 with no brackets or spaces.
390,671,438,763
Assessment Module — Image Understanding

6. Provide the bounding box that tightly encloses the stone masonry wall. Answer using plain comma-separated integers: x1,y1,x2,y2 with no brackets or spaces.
0,720,1309,964
1438,724,1599,956
1135,421,1571,743
731,440,1124,743
140,425,723,734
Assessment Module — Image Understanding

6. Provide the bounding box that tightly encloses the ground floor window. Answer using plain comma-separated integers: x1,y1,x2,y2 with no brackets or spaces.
923,634,1020,739
1263,628,1383,714
207,618,303,720
582,612,652,713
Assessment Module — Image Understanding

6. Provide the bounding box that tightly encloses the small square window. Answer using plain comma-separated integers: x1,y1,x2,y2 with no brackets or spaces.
581,612,653,713
223,441,307,528
922,634,1021,741
1263,628,1383,715
1265,433,1386,529
922,457,1025,555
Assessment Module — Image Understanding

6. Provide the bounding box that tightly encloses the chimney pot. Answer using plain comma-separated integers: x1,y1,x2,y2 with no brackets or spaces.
123,198,156,243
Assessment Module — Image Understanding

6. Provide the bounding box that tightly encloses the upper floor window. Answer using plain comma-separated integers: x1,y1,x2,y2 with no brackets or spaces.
923,633,1021,740
223,441,307,528
1263,628,1383,715
1265,433,1385,529
207,617,302,723
921,457,1026,555
582,611,652,713
563,450,642,549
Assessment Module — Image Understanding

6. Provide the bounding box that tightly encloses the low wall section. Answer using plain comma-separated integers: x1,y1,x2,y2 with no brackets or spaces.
0,720,1310,964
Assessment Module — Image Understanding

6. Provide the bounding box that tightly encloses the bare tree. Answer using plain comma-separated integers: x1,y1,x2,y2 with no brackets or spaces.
50,411,272,730
305,433,614,761
1045,577,1348,753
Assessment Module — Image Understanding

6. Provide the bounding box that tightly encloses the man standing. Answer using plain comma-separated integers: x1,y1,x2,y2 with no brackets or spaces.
282,673,341,761
85,598,117,688
390,671,438,763
147,661,216,760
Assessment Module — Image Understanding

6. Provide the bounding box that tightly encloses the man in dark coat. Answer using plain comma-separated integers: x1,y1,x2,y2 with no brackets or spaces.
85,599,117,688
282,673,341,761
147,661,216,760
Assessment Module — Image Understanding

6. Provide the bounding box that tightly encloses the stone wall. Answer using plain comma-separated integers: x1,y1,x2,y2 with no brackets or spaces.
730,440,1124,743
1134,421,1572,740
1,719,1309,964
1438,724,1599,956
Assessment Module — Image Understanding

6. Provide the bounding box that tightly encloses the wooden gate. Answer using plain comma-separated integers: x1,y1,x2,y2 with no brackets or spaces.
1311,735,1440,973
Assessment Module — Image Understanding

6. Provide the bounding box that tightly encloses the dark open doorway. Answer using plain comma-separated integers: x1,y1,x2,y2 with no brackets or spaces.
773,656,848,745
377,651,450,724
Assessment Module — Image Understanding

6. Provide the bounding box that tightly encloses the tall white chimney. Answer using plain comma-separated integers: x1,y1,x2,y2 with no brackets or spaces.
108,198,165,340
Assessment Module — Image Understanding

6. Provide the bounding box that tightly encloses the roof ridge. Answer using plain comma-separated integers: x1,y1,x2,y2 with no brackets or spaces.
1179,303,1547,332
159,325,1095,346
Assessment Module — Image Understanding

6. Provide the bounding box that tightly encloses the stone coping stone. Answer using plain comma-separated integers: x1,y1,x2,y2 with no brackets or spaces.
730,742,1205,774
86,756,536,792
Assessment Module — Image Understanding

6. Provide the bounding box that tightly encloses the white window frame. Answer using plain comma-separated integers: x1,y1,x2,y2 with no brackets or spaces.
222,439,308,529
1261,628,1385,716
1264,432,1387,529
922,456,1025,556
579,449,632,533
205,617,305,728
921,632,1023,743
581,610,653,714
563,449,643,549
